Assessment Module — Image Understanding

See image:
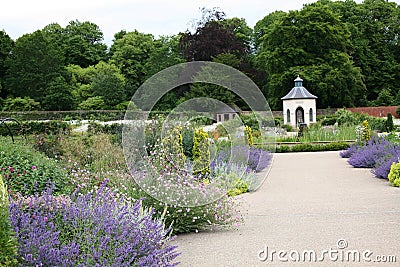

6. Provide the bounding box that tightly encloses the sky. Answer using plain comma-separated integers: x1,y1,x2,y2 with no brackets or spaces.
1,0,399,46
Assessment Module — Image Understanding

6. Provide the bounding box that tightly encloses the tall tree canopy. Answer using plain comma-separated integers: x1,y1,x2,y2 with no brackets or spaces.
110,30,155,96
63,20,107,67
0,30,14,98
255,1,366,109
4,30,66,104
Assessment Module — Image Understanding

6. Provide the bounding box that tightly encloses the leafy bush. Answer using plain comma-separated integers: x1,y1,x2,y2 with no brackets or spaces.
0,175,19,267
182,128,194,160
275,142,350,153
361,120,371,141
2,97,41,111
245,125,253,146
60,133,126,174
78,96,106,110
193,128,210,175
0,120,71,136
227,178,249,196
386,113,394,132
0,138,70,195
388,162,400,187
9,186,179,266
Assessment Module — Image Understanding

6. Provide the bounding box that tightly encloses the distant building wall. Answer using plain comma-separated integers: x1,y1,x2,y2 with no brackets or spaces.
347,106,399,118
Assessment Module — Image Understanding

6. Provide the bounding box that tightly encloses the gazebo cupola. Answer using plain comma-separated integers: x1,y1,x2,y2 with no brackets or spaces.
281,76,317,128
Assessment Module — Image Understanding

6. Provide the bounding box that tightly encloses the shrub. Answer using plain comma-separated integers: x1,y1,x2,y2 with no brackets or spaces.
361,120,371,141
245,125,253,146
9,186,179,266
386,113,394,132
78,96,107,110
0,138,70,195
162,126,186,168
0,175,19,267
192,128,210,175
0,120,71,136
388,162,400,187
227,178,249,196
2,97,41,111
182,128,194,160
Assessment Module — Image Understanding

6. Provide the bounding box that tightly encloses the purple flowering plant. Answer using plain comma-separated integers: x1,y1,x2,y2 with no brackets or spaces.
9,184,179,267
341,136,400,179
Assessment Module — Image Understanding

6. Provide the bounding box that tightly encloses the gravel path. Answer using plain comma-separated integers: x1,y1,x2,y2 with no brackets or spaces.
175,151,400,266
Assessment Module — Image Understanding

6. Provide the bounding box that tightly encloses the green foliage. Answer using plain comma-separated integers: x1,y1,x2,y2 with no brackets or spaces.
91,62,126,109
161,126,186,168
281,124,294,132
0,30,14,97
274,142,350,153
388,162,400,187
0,120,70,136
0,175,19,267
255,1,366,109
227,178,249,196
78,96,106,110
63,20,107,68
60,133,126,174
386,113,394,132
192,128,210,175
397,106,400,118
182,128,194,160
5,30,65,103
42,75,76,111
2,96,41,111
335,109,356,126
361,120,371,142
373,88,395,106
110,30,155,91
0,137,70,195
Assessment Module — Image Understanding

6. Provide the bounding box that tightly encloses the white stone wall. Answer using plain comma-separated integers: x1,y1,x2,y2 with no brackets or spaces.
282,99,316,128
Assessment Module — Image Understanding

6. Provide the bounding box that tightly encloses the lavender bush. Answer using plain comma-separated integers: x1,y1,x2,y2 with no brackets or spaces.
9,185,179,267
213,145,272,173
341,137,400,179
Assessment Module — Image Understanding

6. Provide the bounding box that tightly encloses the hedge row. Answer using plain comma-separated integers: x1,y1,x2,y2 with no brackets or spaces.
0,110,126,121
0,121,71,136
275,142,351,153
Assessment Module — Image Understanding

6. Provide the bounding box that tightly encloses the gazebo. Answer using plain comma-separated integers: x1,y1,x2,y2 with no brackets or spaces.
281,76,317,128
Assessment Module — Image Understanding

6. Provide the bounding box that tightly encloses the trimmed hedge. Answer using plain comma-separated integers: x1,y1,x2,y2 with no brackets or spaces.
0,121,71,136
274,142,351,153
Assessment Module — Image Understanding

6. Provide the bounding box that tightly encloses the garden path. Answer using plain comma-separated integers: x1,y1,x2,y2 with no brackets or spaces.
175,151,400,266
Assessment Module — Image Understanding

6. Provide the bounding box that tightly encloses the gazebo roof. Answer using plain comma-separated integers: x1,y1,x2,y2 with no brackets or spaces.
281,76,317,100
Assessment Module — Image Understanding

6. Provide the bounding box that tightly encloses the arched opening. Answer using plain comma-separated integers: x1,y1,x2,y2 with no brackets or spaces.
295,107,304,126
286,109,291,123
309,108,313,122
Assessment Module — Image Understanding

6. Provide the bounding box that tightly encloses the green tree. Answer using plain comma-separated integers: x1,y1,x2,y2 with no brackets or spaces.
0,30,14,98
255,1,366,109
373,88,395,106
5,30,65,103
110,30,155,96
91,61,126,109
2,96,41,111
42,75,76,110
144,35,185,79
63,20,107,67
386,113,394,132
328,0,400,103
78,96,106,110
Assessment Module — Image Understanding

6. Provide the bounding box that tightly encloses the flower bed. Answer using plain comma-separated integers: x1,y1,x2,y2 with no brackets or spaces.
340,136,400,180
